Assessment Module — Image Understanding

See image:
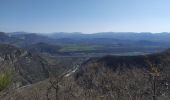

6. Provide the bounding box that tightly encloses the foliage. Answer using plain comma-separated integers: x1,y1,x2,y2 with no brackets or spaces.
0,71,13,92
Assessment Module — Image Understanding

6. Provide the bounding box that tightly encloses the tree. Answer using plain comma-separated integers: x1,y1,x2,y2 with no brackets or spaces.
146,58,160,100
46,72,67,100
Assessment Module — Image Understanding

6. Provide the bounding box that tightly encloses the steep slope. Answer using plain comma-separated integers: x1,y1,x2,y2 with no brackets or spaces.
0,44,49,87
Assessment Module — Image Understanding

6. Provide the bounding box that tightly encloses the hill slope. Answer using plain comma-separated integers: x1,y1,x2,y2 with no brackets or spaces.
3,50,170,100
0,44,49,87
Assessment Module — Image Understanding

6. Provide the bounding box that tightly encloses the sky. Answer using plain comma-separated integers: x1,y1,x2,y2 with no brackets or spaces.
0,0,170,33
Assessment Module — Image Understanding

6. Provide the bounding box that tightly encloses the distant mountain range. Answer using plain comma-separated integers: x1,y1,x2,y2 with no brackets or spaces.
7,31,170,42
0,31,169,56
45,32,170,42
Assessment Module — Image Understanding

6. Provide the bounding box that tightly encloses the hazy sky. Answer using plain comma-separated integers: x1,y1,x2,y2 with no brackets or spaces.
0,0,170,33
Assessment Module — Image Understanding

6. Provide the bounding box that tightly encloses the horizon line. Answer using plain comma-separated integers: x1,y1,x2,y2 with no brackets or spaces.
5,31,170,34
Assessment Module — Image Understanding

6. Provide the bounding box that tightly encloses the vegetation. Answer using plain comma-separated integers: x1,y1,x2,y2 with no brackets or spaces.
0,71,13,92
59,44,103,52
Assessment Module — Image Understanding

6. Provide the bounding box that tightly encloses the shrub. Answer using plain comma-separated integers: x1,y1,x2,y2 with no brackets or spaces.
0,71,13,92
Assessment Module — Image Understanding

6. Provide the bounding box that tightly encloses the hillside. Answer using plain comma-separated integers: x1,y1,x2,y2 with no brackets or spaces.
0,44,49,87
25,42,62,55
73,50,170,100
2,49,170,100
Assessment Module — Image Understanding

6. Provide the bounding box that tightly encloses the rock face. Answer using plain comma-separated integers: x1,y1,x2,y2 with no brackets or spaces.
0,44,49,87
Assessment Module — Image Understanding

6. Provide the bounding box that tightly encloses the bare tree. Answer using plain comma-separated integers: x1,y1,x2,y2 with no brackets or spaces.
145,58,160,100
46,71,69,100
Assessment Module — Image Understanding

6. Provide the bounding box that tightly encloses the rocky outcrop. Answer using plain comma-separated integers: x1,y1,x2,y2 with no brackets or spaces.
0,44,49,87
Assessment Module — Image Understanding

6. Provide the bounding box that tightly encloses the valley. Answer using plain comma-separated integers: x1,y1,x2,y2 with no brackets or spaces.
1,0,170,99
0,32,170,100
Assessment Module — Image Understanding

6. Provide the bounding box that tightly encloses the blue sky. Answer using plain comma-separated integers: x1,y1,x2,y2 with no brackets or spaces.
0,0,170,33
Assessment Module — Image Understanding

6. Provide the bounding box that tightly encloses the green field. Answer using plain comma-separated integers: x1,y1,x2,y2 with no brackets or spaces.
59,44,103,52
